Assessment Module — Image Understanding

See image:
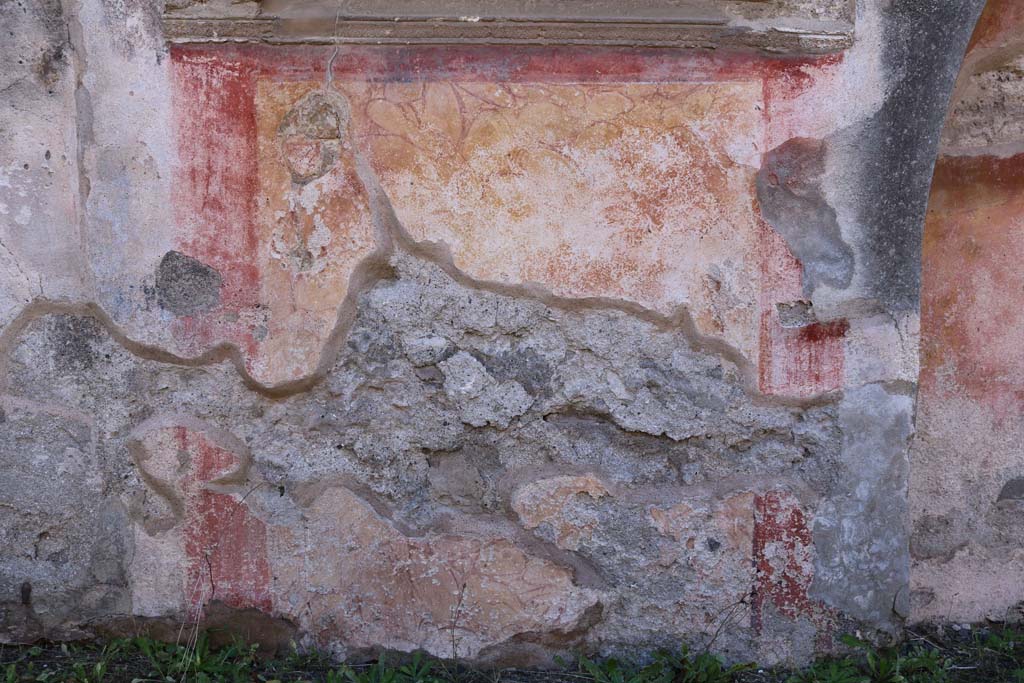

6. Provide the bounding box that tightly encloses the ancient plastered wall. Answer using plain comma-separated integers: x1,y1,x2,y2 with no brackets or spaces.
911,0,1024,624
0,0,983,666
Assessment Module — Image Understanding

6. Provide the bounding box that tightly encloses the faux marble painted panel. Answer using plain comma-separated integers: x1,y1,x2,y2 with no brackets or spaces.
170,45,844,396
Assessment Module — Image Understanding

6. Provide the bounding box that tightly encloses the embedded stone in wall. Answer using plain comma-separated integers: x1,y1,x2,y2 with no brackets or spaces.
156,251,223,317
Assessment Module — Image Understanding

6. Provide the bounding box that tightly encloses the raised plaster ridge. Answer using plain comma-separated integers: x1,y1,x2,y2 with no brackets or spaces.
60,0,99,301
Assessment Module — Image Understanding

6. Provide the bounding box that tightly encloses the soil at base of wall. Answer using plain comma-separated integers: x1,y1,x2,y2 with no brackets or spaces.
1,623,1022,683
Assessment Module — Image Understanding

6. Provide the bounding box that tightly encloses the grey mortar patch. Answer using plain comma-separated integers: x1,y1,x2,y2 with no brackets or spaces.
810,384,913,628
155,251,222,316
469,346,555,397
756,137,853,296
776,300,816,328
997,477,1024,503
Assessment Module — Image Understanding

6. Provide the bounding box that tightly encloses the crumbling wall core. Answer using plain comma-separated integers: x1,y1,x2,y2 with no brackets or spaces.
0,0,990,667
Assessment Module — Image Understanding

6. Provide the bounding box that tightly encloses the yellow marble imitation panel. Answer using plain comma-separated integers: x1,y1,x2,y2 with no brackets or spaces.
345,80,766,360
252,78,766,370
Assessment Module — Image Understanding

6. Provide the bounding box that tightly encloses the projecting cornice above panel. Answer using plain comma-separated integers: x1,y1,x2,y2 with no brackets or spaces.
162,0,854,54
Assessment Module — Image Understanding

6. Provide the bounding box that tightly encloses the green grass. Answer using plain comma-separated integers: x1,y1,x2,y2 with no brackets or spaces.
2,625,1024,683
781,628,1024,683
784,635,954,683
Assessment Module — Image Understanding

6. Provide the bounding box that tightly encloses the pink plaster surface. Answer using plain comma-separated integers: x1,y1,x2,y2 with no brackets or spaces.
913,152,1024,621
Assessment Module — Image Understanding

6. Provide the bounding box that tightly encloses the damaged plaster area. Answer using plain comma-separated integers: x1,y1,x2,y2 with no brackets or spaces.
0,243,912,664
0,0,996,668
